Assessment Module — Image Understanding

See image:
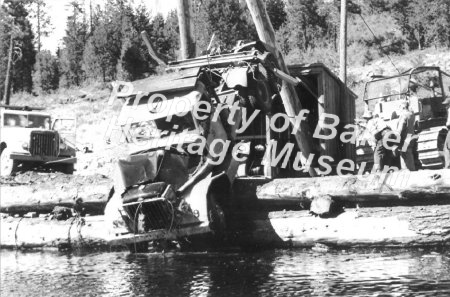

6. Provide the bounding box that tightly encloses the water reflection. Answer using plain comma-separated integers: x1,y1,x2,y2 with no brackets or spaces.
1,249,450,296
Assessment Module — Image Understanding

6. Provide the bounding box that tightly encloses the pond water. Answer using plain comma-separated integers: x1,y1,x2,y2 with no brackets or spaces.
1,248,450,296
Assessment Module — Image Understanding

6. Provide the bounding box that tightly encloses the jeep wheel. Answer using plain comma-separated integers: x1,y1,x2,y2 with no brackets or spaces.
0,149,18,176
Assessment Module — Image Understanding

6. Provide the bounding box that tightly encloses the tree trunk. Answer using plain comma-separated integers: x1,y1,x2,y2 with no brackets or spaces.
255,169,450,207
3,34,13,105
230,204,450,248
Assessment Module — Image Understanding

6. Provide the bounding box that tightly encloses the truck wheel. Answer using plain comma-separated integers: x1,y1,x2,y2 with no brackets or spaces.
0,142,6,155
0,149,18,176
208,195,226,236
63,164,75,174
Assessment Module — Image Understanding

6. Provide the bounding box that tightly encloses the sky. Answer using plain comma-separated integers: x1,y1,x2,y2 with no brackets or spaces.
40,0,178,53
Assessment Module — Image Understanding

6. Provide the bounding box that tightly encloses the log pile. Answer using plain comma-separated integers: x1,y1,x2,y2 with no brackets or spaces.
3,203,449,250
1,169,450,250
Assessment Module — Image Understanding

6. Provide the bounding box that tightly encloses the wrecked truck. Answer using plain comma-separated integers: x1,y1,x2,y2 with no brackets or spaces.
106,42,356,250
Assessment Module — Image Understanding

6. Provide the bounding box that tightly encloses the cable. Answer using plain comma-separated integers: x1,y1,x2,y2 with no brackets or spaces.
132,202,143,253
14,217,24,249
358,13,401,74
167,200,175,232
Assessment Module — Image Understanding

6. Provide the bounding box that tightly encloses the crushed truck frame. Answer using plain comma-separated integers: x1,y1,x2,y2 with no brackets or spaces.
107,41,357,250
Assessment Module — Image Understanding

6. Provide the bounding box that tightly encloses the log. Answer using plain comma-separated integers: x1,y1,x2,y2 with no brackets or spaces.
0,215,210,250
230,204,450,248
245,0,319,177
255,169,450,207
0,215,112,249
2,205,450,250
0,173,113,215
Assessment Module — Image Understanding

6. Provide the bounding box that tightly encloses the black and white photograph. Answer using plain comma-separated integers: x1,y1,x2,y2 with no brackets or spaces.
1,0,450,296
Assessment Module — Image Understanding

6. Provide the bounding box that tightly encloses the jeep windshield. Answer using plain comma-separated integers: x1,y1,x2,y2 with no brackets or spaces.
364,75,410,102
364,68,448,102
3,113,50,129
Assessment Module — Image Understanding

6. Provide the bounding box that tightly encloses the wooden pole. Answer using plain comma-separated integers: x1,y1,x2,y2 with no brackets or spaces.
177,0,194,59
245,0,318,177
141,31,167,67
339,0,347,85
3,34,13,105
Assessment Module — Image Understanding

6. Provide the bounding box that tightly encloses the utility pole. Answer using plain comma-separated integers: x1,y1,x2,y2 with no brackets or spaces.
3,34,14,105
339,0,347,85
177,0,195,59
245,0,319,177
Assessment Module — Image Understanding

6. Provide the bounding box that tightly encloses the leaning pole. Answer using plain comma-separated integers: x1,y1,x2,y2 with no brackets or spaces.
245,0,319,177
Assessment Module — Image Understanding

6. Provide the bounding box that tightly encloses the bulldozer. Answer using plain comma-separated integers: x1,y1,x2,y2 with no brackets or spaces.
356,66,450,170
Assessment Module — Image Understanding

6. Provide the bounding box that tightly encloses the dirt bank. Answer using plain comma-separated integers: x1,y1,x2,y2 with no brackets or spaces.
0,171,113,215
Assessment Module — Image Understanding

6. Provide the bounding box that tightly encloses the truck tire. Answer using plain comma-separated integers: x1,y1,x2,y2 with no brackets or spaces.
0,148,18,176
0,142,6,155
63,163,75,174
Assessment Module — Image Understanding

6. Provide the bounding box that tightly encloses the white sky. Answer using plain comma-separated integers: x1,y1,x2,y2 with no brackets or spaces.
40,0,177,53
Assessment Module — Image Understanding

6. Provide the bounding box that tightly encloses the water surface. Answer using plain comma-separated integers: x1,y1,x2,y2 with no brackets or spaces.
1,248,450,296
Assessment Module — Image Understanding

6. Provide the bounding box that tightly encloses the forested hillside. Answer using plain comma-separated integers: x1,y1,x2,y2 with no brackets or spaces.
1,0,450,100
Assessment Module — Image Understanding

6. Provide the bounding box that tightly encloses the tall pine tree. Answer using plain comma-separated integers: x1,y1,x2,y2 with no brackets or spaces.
60,0,87,87
0,0,35,99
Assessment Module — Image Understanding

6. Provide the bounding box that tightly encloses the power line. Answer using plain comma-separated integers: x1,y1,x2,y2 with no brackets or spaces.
358,13,401,74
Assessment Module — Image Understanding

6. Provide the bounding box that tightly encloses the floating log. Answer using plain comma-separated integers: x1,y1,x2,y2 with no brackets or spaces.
0,214,210,250
0,215,111,250
0,173,113,215
255,169,450,207
230,204,450,248
3,204,450,250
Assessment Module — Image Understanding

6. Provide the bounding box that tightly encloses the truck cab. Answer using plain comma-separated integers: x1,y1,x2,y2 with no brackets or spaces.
0,106,77,175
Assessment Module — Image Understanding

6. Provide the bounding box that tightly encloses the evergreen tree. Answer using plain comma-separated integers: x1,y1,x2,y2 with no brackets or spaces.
32,50,59,93
391,0,450,50
82,3,122,82
0,0,36,98
60,1,87,87
163,10,180,60
285,0,325,50
149,13,174,62
28,0,52,52
117,13,144,80
194,0,257,50
265,0,287,31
